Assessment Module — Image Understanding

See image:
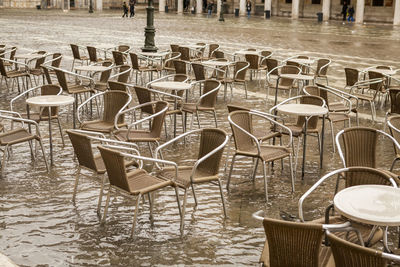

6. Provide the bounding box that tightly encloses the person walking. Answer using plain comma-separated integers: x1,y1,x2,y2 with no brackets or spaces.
347,6,355,22
207,1,214,17
122,1,129,17
341,1,348,21
246,0,251,18
129,0,135,17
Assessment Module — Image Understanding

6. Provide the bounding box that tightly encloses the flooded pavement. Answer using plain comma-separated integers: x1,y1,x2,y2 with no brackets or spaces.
0,9,400,266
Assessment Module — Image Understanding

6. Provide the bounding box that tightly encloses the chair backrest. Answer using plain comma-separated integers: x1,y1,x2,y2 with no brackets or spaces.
388,115,400,157
376,65,390,70
34,55,46,69
261,50,272,58
245,54,259,70
196,128,227,176
134,86,155,115
295,95,324,130
118,45,130,52
208,44,219,58
0,58,8,77
102,91,130,123
303,85,329,106
191,63,205,81
42,65,52,84
51,53,62,68
40,84,61,117
173,74,189,82
116,65,131,83
67,130,98,171
266,58,279,76
98,146,130,191
229,111,255,152
70,44,81,60
170,44,180,53
214,50,224,59
342,167,395,189
178,47,190,61
55,69,69,92
112,50,125,66
165,52,180,69
99,61,113,83
108,81,127,92
87,46,98,62
280,65,301,86
344,68,359,87
129,52,140,70
227,105,250,113
368,71,384,92
199,80,219,108
388,88,400,115
9,47,16,61
173,60,187,75
149,101,168,138
316,58,330,76
234,61,248,81
262,217,324,267
338,127,378,168
327,232,386,267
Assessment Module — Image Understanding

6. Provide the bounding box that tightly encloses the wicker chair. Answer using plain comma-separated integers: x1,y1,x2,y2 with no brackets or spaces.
386,116,400,171
108,81,127,92
245,54,267,86
385,88,400,129
113,101,169,157
172,59,187,75
0,110,49,176
10,84,65,146
159,52,181,75
227,110,294,201
266,65,301,100
181,80,220,132
170,44,180,53
344,67,361,90
154,128,228,231
87,46,106,64
78,91,131,134
306,58,331,85
327,232,400,267
92,61,113,92
114,64,131,83
129,52,157,84
112,50,126,66
253,210,350,267
98,145,182,237
70,44,89,71
66,129,139,216
0,57,31,93
222,61,249,99
117,45,131,52
299,167,397,248
0,46,17,69
27,54,47,85
44,53,62,76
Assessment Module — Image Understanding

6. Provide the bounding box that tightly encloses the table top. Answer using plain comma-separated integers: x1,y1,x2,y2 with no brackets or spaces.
277,103,328,116
151,81,191,91
26,95,75,107
14,53,43,60
139,51,169,57
288,58,315,65
334,185,400,226
368,68,397,76
181,44,205,49
95,44,116,50
202,60,233,67
234,50,260,55
74,65,110,72
279,73,315,80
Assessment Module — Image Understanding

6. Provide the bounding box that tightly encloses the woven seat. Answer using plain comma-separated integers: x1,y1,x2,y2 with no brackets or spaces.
98,145,181,237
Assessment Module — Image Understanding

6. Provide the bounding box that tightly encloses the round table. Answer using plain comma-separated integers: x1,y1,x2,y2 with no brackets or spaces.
74,65,110,72
150,81,191,137
288,58,315,65
26,95,75,165
202,60,233,67
334,184,400,251
277,103,328,179
138,51,169,57
234,50,260,56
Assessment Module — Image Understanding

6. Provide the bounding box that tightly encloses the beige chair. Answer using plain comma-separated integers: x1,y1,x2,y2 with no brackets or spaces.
154,128,228,231
70,44,89,71
0,57,31,93
222,61,249,99
387,115,400,171
266,65,301,100
227,110,294,201
98,145,182,237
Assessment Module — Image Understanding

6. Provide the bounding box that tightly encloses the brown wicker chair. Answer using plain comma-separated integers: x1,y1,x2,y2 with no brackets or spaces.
181,80,220,132
113,101,169,157
386,116,400,172
385,88,400,129
67,129,139,217
108,81,127,92
112,50,126,66
92,61,113,92
266,65,301,100
129,52,157,84
159,52,181,75
327,232,400,267
170,44,180,53
0,57,31,93
114,64,131,83
253,210,350,267
227,110,294,201
0,46,17,69
117,45,130,52
154,128,228,231
98,145,181,237
245,54,267,86
0,110,49,176
87,46,105,64
222,61,249,99
27,54,47,85
44,53,62,77
70,44,89,71
172,59,187,75
78,91,131,134
299,167,397,248
304,58,331,85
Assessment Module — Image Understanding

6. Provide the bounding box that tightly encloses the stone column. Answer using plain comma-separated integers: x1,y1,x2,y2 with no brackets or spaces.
394,0,400,25
355,0,364,23
292,0,299,19
177,0,183,13
159,0,165,11
239,0,246,15
95,0,102,11
217,0,221,14
322,0,330,20
196,0,202,13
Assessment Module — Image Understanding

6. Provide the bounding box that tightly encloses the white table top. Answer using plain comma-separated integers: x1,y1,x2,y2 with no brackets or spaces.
288,58,315,65
334,185,400,227
151,81,191,91
234,50,260,55
139,51,169,57
26,95,75,107
181,44,205,49
14,54,43,60
280,74,315,80
202,60,233,67
368,68,397,76
277,103,328,116
74,65,110,72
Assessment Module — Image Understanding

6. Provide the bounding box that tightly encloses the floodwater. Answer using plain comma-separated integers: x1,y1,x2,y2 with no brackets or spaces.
0,9,400,266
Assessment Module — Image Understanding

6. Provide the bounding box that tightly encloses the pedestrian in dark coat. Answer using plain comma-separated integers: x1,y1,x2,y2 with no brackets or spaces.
122,2,129,17
129,0,135,17
342,1,348,21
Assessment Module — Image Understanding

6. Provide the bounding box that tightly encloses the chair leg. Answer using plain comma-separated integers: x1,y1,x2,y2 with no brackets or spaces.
329,119,335,153
217,179,227,218
191,184,198,206
227,154,237,191
196,110,201,129
38,139,49,173
213,111,218,128
262,161,268,202
56,118,65,147
72,166,81,203
180,189,188,232
1,145,8,177
131,193,142,238
174,186,182,219
289,155,295,192
390,157,400,171
251,157,259,181
101,185,112,224
97,174,107,218
148,192,154,222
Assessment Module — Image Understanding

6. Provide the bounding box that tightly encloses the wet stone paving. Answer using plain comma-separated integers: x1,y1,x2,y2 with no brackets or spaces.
0,8,400,266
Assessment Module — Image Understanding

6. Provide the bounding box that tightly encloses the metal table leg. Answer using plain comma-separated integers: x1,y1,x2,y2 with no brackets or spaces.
320,115,325,168
48,106,53,166
301,117,309,179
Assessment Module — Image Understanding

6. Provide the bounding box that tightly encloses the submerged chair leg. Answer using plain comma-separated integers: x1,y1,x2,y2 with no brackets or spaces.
101,185,112,224
180,189,188,232
38,139,49,173
97,174,107,217
72,166,81,203
251,157,259,181
1,145,8,177
289,155,295,192
191,184,198,206
262,161,268,202
226,154,237,191
56,118,65,147
131,193,142,238
217,179,227,218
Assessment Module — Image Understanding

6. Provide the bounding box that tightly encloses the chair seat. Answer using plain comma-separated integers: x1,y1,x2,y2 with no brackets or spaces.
94,82,108,92
327,113,349,123
156,166,218,188
29,68,43,76
21,112,59,122
253,129,281,142
81,120,126,133
352,92,374,102
236,145,291,162
67,84,93,94
329,102,349,113
93,153,138,174
6,70,29,78
79,56,89,61
0,128,38,146
279,123,319,137
126,169,174,195
181,103,214,113
114,129,160,142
